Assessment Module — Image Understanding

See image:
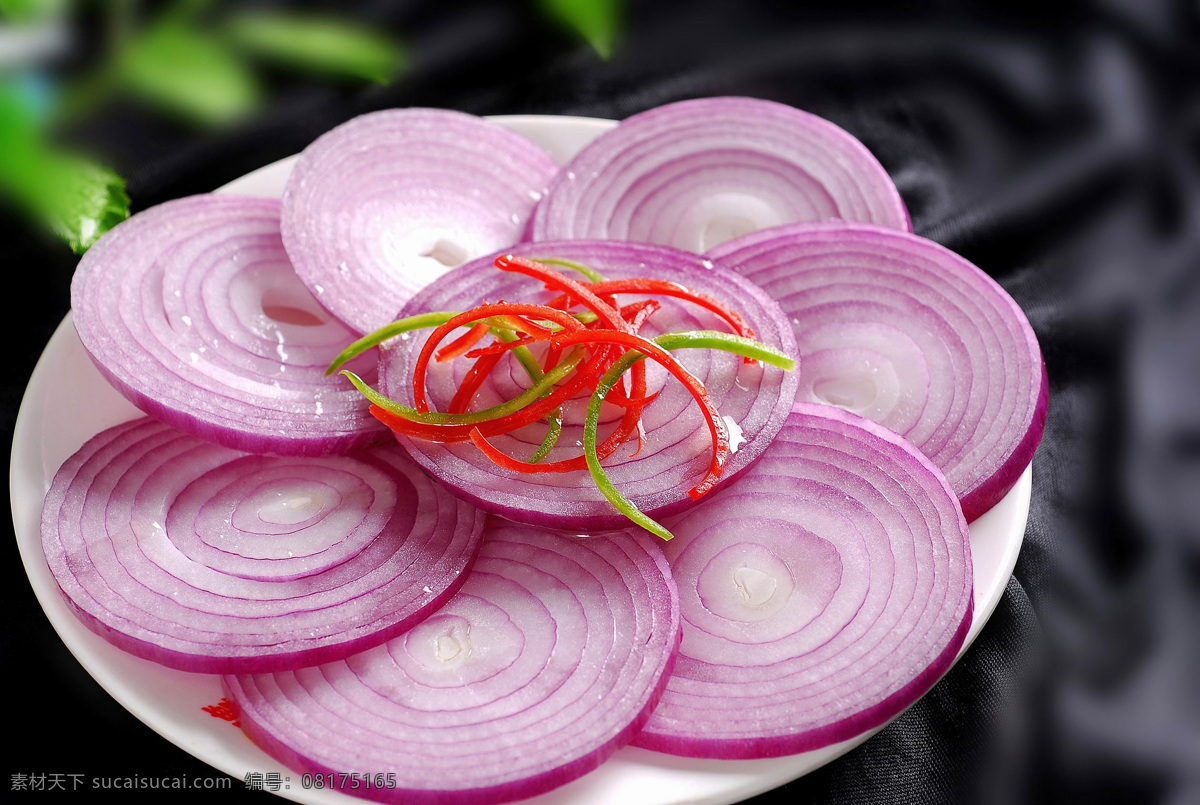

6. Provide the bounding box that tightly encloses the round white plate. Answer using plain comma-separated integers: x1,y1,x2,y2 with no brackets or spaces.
10,114,1030,805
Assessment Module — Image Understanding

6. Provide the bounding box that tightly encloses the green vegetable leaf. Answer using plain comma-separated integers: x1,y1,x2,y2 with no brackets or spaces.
0,0,65,24
225,13,406,84
29,154,130,253
116,23,261,126
538,0,620,60
0,84,130,253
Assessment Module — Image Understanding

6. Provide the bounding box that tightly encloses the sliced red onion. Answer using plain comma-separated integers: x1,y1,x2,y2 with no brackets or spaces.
710,222,1047,521
40,418,484,673
379,240,799,531
281,109,559,334
70,195,385,456
529,97,909,251
635,403,972,759
226,520,680,804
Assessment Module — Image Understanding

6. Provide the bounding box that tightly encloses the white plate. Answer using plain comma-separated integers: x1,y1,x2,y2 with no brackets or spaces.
9,114,1030,805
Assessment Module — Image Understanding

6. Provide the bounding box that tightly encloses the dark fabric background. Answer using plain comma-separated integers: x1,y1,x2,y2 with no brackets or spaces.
5,1,1199,803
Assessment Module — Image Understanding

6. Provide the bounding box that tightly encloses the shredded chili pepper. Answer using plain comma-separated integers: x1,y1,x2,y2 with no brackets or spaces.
448,351,503,413
464,299,662,362
546,329,730,499
364,342,609,441
326,311,459,376
527,256,606,284
582,331,799,540
332,250,799,539
436,322,490,362
412,303,584,413
326,310,562,376
547,278,755,338
494,255,627,331
607,388,661,409
466,359,650,474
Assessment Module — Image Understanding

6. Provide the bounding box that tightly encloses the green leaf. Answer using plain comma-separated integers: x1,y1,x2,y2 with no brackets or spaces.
225,12,406,84
116,22,261,126
538,0,620,60
0,84,130,253
31,154,131,253
0,0,65,25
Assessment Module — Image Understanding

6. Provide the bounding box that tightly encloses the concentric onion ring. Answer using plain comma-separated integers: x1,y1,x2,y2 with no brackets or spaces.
379,240,799,531
281,108,559,334
710,222,1048,521
530,97,910,250
70,195,385,456
40,418,485,673
635,403,972,758
226,520,680,804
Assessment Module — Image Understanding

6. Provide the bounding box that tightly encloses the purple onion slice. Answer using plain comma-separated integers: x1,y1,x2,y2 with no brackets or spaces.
530,97,909,250
70,195,385,456
281,109,559,334
635,403,973,759
40,418,485,673
379,240,799,531
226,520,681,805
710,222,1048,521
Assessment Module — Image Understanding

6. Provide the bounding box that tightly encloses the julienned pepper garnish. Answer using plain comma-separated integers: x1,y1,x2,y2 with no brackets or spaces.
332,256,798,538
411,303,587,413
547,278,756,340
583,331,798,540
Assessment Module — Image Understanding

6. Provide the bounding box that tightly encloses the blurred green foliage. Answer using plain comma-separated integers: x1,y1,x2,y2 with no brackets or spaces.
0,0,406,252
0,83,129,253
117,20,261,125
227,12,407,84
538,0,620,60
0,0,622,253
0,0,64,25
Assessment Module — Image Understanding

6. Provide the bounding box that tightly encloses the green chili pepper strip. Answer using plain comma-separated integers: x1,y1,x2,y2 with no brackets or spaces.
341,346,585,425
326,312,459,376
528,257,606,284
584,331,798,541
529,414,563,463
326,310,600,376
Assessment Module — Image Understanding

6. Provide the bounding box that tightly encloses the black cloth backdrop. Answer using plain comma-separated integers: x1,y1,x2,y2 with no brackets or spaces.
4,1,1199,803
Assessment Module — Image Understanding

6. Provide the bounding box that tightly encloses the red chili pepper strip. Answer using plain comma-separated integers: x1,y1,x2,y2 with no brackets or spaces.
604,300,661,406
436,322,490,362
412,303,584,413
466,359,650,474
465,299,662,362
547,329,729,498
494,255,628,331
546,278,756,339
505,315,556,337
449,327,550,415
465,335,545,360
543,341,563,374
608,388,661,409
621,299,661,331
448,352,503,413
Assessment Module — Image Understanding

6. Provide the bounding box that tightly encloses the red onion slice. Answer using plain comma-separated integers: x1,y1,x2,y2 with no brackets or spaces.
40,418,484,673
70,195,385,456
281,109,559,334
635,403,972,759
226,520,680,804
710,222,1048,521
379,240,799,531
530,97,909,250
